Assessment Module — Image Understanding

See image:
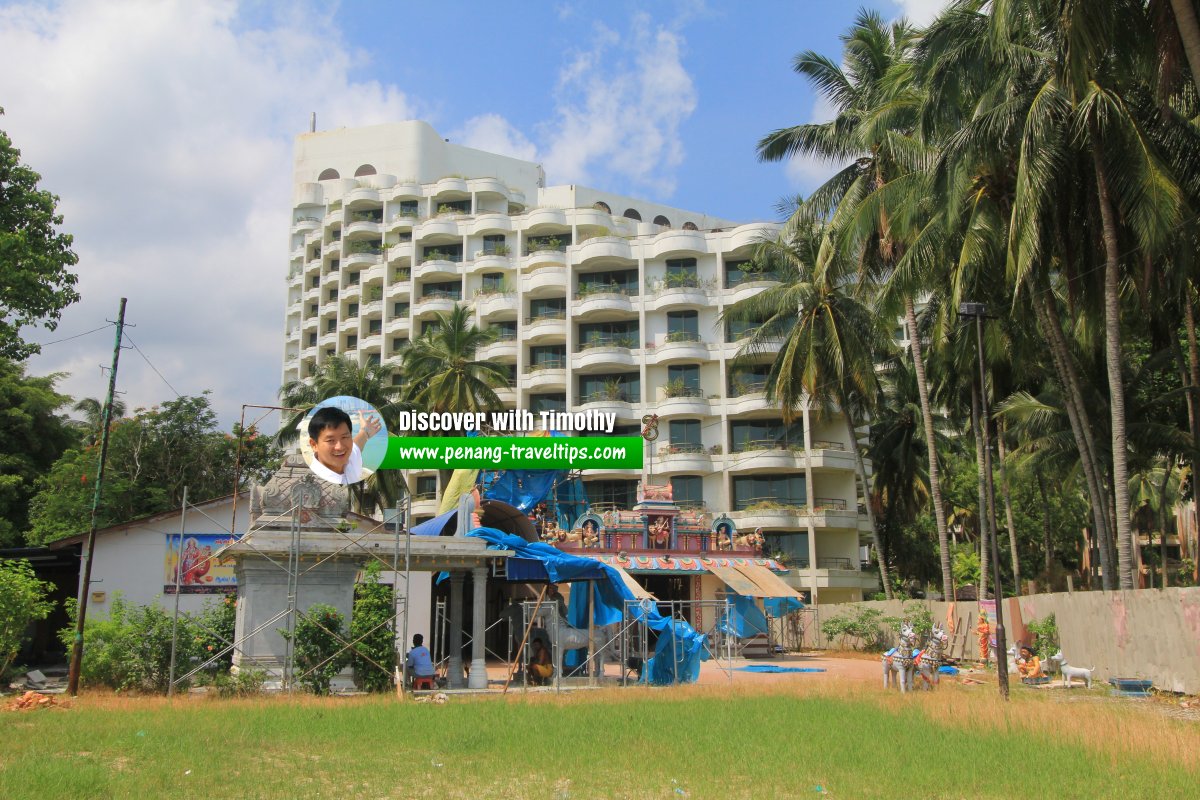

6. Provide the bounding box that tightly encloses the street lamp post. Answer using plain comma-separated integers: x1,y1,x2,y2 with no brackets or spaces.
959,302,1010,700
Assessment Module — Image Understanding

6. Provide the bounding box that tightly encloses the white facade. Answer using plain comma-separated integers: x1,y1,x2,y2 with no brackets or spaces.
282,122,878,602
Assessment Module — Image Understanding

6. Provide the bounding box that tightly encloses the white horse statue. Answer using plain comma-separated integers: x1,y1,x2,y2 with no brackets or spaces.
913,623,948,690
882,620,918,693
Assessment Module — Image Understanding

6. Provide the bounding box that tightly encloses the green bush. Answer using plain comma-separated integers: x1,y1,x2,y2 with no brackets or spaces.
0,559,55,679
212,667,267,697
887,602,934,642
350,563,395,692
282,603,350,695
820,607,892,651
1026,614,1059,660
57,593,238,693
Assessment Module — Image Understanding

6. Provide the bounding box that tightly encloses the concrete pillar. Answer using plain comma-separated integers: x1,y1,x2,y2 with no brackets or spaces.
448,571,465,688
468,567,489,689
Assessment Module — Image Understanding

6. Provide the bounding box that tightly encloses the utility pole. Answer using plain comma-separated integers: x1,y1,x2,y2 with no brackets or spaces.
960,302,1009,700
67,298,127,696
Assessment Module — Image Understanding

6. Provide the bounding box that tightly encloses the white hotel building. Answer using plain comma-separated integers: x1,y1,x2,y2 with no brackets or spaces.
282,122,877,602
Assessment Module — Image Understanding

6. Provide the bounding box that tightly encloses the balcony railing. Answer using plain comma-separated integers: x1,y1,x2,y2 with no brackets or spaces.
420,290,462,301
726,272,781,287
730,439,805,454
527,359,566,372
575,286,637,301
734,497,806,512
728,380,768,397
813,497,848,511
811,440,846,450
578,335,637,351
658,442,707,456
525,310,566,323
663,331,702,344
421,252,464,263
818,557,854,570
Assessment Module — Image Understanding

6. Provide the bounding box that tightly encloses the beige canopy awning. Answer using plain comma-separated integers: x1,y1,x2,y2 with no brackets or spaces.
732,563,806,602
707,562,772,598
610,564,656,600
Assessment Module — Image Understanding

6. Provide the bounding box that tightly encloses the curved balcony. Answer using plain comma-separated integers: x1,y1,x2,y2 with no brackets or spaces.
323,210,343,227
387,245,414,268
467,253,512,275
344,219,382,239
292,216,321,234
338,315,360,334
650,286,711,311
725,391,772,416
320,300,339,317
525,207,568,229
655,392,712,418
413,295,458,316
362,263,385,283
468,177,508,196
727,222,779,254
474,292,515,319
654,444,713,474
469,213,513,235
360,332,383,351
651,229,708,259
476,338,518,362
388,277,412,297
290,246,305,262
570,207,613,229
573,291,636,318
574,344,636,371
415,216,460,240
575,236,633,265
388,182,423,201
494,387,517,406
345,187,380,206
727,444,804,472
650,336,711,364
729,506,806,530
410,496,440,518
508,187,526,207
321,269,340,288
723,338,782,362
521,266,567,295
434,176,469,196
301,315,319,331
343,250,382,269
414,259,461,280
522,249,567,271
341,282,362,302
525,365,566,391
523,315,567,341
322,240,342,258
387,213,418,233
576,398,635,419
384,316,410,336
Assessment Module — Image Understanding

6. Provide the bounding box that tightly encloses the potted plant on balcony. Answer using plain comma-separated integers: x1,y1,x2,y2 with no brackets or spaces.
491,242,510,256
663,378,692,398
601,378,627,401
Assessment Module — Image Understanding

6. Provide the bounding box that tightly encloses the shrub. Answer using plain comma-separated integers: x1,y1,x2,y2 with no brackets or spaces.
212,667,267,697
820,607,891,651
282,603,350,695
1026,613,1059,660
0,559,55,679
350,563,395,692
195,594,237,672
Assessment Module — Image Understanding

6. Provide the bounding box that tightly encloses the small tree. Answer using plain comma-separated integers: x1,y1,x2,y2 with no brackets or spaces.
0,559,54,678
350,563,395,692
283,603,350,695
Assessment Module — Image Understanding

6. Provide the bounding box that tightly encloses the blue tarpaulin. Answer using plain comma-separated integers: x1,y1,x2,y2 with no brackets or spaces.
723,593,770,638
411,509,457,537
764,596,805,616
465,526,708,684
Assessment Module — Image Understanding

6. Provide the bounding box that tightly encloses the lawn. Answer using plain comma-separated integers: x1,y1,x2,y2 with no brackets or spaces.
0,681,1194,799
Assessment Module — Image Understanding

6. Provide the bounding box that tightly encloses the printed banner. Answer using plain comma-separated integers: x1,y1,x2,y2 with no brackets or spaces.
164,533,238,594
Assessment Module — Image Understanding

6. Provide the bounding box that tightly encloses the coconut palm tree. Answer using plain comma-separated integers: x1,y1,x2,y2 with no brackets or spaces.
72,396,127,445
723,220,898,598
756,9,958,598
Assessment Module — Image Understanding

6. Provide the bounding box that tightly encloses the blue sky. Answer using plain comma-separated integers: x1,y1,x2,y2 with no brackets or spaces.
0,0,945,425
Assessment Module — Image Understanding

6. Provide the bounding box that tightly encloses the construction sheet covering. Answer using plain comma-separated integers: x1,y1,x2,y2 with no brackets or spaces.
465,526,707,684
708,562,771,597
731,563,806,603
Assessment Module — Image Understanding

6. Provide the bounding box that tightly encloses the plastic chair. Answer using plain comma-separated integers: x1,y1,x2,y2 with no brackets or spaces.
413,676,435,691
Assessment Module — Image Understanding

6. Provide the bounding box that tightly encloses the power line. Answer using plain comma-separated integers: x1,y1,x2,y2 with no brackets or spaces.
38,323,114,347
123,332,183,399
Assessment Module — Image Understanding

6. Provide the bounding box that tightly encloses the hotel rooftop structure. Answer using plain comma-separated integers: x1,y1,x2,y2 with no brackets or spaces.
282,121,878,603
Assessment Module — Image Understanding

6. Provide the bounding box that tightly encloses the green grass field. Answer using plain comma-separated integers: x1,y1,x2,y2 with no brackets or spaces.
0,684,1194,799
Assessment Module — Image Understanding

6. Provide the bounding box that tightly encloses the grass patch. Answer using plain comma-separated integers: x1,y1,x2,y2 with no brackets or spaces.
0,684,1194,799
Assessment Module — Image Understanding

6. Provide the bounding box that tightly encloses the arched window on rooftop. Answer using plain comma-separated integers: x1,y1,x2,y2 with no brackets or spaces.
593,201,611,213
318,168,340,180
623,208,642,221
653,215,671,227
354,164,377,177
682,221,698,230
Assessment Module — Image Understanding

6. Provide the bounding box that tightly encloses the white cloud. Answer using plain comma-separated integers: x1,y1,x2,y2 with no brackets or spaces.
0,0,415,425
889,0,951,25
539,12,697,196
451,114,539,162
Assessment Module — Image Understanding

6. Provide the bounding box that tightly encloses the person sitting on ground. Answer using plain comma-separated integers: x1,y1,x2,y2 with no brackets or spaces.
405,634,436,685
306,406,381,485
1016,645,1044,682
528,638,553,686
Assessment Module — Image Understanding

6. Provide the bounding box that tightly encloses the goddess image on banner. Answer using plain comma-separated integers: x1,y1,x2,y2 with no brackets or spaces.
164,534,238,594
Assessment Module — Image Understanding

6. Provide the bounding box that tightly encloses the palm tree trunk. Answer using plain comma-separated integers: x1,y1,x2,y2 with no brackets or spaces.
1170,0,1200,96
903,296,954,600
1036,468,1053,576
972,383,991,601
1091,130,1135,590
1031,288,1117,588
846,414,893,599
1159,460,1172,588
997,420,1021,593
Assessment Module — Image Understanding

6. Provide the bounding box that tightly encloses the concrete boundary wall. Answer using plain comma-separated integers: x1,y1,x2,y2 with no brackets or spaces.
802,587,1200,694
